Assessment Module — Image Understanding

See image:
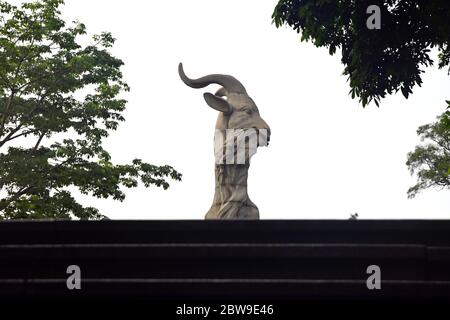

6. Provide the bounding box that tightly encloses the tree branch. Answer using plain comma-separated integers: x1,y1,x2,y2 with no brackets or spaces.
3,186,34,206
0,90,49,149
0,122,24,148
0,90,16,138
33,131,45,151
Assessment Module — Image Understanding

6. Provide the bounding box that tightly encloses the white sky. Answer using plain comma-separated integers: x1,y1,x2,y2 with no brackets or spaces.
54,0,450,219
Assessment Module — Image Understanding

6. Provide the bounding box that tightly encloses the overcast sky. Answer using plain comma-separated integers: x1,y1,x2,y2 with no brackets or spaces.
53,0,450,219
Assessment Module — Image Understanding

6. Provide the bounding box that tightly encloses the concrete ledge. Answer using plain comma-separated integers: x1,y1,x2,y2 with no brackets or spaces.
0,220,449,299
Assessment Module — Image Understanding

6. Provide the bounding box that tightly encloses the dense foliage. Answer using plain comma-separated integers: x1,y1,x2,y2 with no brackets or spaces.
0,0,181,219
273,0,450,106
406,101,450,198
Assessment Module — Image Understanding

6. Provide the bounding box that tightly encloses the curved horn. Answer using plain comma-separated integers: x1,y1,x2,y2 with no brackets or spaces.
178,63,246,94
215,87,228,97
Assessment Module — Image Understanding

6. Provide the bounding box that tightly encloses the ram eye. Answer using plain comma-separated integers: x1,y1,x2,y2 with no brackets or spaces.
242,107,253,115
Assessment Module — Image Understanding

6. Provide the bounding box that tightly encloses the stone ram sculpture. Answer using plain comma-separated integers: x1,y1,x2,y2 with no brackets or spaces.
178,63,271,219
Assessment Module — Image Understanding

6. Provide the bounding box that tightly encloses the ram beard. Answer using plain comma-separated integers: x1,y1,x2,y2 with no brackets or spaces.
214,128,269,165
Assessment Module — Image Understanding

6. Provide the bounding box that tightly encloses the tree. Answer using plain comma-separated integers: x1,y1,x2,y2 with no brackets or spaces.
0,0,181,220
349,212,359,220
406,101,450,198
272,0,450,107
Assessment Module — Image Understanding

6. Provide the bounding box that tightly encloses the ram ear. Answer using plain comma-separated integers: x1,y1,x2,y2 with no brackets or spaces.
203,92,232,115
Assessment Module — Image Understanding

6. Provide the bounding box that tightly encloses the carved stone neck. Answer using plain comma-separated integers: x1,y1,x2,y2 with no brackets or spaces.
205,164,259,219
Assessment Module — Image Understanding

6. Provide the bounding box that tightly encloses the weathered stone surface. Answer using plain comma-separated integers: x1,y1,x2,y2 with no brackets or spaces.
179,63,270,219
206,164,258,219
